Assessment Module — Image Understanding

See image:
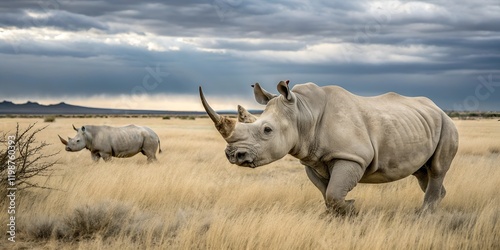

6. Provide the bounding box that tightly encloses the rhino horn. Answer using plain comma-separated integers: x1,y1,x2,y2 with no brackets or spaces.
199,86,221,123
199,86,236,139
58,135,68,145
72,124,78,131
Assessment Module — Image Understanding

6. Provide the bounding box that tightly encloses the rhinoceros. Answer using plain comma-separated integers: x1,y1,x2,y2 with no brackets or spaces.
58,124,162,163
199,81,459,215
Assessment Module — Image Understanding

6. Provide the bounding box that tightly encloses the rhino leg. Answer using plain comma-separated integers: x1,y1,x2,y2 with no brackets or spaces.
101,153,112,162
412,166,429,193
419,118,458,213
146,155,157,163
420,175,446,213
325,160,364,216
413,165,448,199
420,162,449,213
91,152,101,162
142,136,159,163
143,148,157,163
305,166,328,200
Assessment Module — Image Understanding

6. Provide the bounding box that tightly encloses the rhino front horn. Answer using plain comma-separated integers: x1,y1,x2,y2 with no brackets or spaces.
58,135,68,145
199,86,236,139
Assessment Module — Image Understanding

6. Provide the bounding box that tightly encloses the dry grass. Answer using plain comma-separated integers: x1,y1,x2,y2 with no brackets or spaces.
0,117,499,249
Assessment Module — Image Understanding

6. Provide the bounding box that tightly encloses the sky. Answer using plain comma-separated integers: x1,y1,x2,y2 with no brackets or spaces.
0,0,499,111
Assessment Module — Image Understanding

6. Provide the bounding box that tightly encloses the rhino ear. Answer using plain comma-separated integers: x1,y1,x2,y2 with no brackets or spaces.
238,105,257,123
81,126,85,132
252,83,277,105
277,80,295,102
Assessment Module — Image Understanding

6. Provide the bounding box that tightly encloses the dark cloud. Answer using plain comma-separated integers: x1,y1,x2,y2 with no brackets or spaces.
0,0,499,111
0,9,108,31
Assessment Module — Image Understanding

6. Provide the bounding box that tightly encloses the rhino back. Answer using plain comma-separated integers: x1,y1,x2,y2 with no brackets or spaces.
111,125,148,157
141,126,160,141
359,93,445,182
87,125,146,157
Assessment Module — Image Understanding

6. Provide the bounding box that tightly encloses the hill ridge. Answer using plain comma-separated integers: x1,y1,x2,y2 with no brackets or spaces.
0,100,203,115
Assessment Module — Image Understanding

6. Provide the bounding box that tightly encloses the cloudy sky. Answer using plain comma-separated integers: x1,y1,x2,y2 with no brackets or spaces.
0,0,499,111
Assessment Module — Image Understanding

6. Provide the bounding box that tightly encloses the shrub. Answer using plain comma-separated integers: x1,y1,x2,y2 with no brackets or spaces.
162,116,171,120
63,202,133,240
25,201,170,243
27,217,58,240
43,116,56,122
489,146,500,155
179,116,195,120
0,123,58,198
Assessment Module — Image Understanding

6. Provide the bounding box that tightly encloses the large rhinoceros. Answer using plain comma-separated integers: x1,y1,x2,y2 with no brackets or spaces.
199,81,459,215
58,125,162,163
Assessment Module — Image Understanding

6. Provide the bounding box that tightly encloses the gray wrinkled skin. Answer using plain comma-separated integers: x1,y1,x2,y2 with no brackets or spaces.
201,81,459,215
59,125,162,163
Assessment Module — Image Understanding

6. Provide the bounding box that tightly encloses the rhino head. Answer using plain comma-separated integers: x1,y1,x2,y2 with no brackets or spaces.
200,80,300,168
58,125,88,152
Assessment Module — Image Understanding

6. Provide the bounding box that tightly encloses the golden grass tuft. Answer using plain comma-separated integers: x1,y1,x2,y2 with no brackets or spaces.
0,118,499,249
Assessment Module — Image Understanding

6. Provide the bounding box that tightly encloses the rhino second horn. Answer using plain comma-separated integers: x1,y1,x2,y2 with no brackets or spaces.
198,86,236,139
72,124,78,131
238,105,257,123
58,135,68,145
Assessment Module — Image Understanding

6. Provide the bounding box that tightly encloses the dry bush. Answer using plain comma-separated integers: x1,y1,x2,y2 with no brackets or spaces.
25,201,175,245
43,116,56,123
62,202,133,240
0,123,58,198
27,217,58,240
489,146,500,155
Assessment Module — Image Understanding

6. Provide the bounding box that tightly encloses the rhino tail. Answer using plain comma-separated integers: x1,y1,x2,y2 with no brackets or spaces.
158,139,162,154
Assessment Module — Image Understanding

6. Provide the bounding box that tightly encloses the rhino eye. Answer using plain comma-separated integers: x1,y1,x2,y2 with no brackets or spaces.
264,126,273,134
76,139,80,143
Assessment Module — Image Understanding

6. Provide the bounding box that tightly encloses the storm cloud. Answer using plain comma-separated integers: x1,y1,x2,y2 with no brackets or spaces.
0,0,499,111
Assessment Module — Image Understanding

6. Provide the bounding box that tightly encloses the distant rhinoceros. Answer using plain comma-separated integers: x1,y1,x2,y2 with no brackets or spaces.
199,81,459,215
58,124,162,163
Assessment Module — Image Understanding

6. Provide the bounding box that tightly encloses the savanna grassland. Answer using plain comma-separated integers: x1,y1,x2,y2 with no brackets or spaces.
1,117,499,249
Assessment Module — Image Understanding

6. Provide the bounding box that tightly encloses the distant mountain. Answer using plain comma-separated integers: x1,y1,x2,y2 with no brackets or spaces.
0,100,205,115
